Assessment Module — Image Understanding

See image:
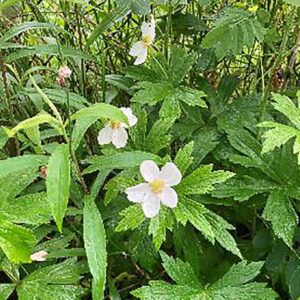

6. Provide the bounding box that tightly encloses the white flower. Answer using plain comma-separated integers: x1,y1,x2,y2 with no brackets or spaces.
126,160,182,218
30,250,48,262
129,16,155,65
97,107,138,149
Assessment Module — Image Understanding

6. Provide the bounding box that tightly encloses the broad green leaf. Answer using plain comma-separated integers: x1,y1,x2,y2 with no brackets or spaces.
0,22,59,44
71,103,128,124
84,151,162,174
285,255,300,299
0,284,16,299
263,190,298,248
202,9,265,59
0,127,9,148
132,82,173,105
177,164,234,195
115,205,145,232
149,208,173,250
0,192,51,225
46,144,71,233
0,220,36,264
84,197,107,300
115,0,150,15
72,116,99,151
9,113,60,136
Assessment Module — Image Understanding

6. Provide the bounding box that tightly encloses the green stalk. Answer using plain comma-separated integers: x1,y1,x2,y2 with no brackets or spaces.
164,0,172,62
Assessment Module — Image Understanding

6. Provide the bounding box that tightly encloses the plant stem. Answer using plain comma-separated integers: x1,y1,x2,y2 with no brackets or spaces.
257,9,296,139
164,0,172,62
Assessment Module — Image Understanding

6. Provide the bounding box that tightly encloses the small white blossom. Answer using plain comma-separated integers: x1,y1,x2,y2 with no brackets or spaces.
129,16,155,65
126,160,182,218
30,250,48,262
97,107,138,149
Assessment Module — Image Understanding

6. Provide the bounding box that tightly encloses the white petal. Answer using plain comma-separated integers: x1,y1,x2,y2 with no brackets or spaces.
129,41,146,57
140,160,160,182
159,186,178,208
112,127,128,148
97,126,113,145
141,20,155,42
134,48,148,65
120,107,138,128
30,250,48,262
142,192,160,218
126,183,151,203
158,162,182,186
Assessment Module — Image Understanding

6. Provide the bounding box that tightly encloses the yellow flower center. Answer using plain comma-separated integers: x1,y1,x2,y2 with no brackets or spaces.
150,179,166,194
110,121,121,129
142,35,152,46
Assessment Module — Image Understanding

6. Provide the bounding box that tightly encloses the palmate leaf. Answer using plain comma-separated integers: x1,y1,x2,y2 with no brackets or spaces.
258,93,300,164
202,8,265,59
263,190,298,248
16,259,87,300
132,252,277,300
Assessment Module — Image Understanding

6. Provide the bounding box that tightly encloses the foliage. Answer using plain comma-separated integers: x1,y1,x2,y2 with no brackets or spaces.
0,0,299,299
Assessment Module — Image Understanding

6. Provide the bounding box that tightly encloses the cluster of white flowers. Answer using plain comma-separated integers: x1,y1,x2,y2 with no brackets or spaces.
129,16,155,65
126,160,182,218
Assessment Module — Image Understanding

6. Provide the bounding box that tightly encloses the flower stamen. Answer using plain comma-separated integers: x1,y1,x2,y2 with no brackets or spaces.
150,179,166,194
110,121,121,129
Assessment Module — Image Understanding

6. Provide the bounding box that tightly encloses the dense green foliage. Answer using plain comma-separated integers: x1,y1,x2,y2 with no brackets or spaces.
0,0,299,299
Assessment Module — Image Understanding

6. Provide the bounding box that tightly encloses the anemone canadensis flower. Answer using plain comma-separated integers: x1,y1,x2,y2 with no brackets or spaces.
97,107,138,149
129,16,155,65
126,160,182,218
30,250,48,262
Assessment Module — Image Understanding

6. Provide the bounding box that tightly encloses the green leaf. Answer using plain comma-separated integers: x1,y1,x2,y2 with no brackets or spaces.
9,113,60,136
168,46,197,86
160,251,202,289
175,86,207,107
0,192,51,225
0,127,9,148
149,208,174,250
84,197,107,300
0,220,36,264
202,9,265,59
5,45,94,63
0,22,59,44
177,164,234,195
145,118,175,154
115,205,145,232
263,190,298,248
212,176,276,201
46,144,71,233
285,255,300,299
71,103,128,124
84,151,162,174
174,142,194,175
17,259,87,299
205,211,242,258
132,82,173,106
115,0,150,15
0,284,16,299
210,261,264,290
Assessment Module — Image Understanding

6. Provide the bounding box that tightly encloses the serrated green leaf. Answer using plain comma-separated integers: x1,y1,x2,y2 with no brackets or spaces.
177,164,234,195
149,208,173,250
263,190,298,248
0,220,36,264
115,205,145,232
174,142,194,175
175,86,207,107
46,144,70,233
0,284,16,299
84,151,162,174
